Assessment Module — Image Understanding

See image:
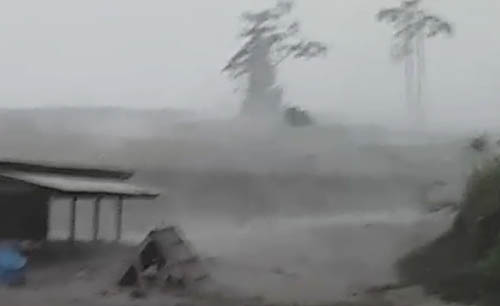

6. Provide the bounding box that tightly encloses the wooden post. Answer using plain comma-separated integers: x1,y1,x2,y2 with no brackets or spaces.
115,196,123,241
92,197,102,241
69,196,77,242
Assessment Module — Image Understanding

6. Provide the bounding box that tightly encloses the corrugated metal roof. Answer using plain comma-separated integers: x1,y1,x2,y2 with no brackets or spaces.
0,172,160,198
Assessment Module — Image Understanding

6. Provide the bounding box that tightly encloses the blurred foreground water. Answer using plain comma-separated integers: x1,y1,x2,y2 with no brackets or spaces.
49,203,454,303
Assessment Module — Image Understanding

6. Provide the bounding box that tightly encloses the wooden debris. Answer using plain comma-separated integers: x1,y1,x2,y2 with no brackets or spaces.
119,226,208,290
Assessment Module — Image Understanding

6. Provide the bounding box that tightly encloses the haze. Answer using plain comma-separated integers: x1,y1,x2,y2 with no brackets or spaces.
0,0,498,130
0,1,498,304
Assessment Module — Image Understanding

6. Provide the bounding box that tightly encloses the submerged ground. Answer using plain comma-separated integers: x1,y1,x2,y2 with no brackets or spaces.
2,207,458,306
0,119,476,305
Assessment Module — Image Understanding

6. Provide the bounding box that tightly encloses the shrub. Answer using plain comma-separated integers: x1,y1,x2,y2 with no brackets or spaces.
479,243,500,278
283,106,314,127
461,158,500,232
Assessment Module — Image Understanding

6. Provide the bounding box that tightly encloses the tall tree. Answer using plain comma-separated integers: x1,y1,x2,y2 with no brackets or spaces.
377,0,452,127
223,0,327,118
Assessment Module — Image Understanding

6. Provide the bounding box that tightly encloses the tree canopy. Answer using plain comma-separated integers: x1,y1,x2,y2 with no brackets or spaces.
222,0,327,79
377,0,452,60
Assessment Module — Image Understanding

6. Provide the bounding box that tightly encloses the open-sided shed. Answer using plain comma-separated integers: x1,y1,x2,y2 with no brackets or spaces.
0,160,160,242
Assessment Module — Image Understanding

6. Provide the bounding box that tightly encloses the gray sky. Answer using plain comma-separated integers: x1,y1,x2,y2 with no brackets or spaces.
0,0,499,128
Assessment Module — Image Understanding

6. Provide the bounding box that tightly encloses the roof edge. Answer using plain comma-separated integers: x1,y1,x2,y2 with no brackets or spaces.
0,173,160,199
0,159,133,180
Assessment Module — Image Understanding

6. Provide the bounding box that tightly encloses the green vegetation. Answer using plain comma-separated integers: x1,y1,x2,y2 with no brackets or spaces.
398,151,500,305
470,134,489,153
461,158,500,233
470,159,500,282
479,243,500,279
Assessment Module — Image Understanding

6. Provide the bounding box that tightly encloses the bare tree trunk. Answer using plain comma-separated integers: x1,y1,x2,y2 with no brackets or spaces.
404,52,415,128
415,32,426,129
241,35,282,118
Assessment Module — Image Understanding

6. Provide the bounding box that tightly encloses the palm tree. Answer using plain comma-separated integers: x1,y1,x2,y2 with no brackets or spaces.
223,0,327,118
377,0,452,128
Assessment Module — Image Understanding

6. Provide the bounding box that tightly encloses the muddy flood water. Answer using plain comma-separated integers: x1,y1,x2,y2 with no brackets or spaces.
45,171,457,304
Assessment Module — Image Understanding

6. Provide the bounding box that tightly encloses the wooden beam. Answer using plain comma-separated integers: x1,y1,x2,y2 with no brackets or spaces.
69,196,77,242
92,197,102,241
115,196,123,241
